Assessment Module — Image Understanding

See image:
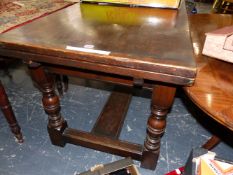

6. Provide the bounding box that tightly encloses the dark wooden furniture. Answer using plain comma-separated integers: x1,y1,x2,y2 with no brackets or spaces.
214,0,233,13
55,74,68,96
0,1,196,170
0,80,23,143
0,58,14,79
184,14,233,149
0,57,68,96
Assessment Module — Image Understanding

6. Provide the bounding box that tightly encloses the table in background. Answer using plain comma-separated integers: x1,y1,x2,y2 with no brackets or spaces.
184,14,233,148
0,1,195,170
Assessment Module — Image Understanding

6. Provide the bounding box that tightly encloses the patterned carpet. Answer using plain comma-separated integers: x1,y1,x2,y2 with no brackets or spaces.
0,0,75,33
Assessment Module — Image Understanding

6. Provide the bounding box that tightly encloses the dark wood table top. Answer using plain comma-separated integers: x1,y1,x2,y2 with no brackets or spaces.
0,1,195,85
185,14,233,131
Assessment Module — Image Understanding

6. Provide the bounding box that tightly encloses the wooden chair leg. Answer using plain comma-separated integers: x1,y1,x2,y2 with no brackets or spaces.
0,81,23,143
201,135,221,150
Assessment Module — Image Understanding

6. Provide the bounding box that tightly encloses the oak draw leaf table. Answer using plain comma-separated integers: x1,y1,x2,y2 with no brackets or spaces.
0,2,196,170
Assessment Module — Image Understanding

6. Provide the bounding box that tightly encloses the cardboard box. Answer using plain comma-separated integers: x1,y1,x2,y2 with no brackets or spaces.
202,25,233,63
78,158,140,175
183,148,233,175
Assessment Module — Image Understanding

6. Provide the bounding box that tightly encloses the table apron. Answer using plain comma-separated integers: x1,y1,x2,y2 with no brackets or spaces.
0,49,194,86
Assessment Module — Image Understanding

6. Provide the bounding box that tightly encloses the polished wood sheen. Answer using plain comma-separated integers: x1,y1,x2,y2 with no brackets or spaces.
28,64,68,147
142,85,176,169
0,80,23,143
0,1,195,170
0,2,195,85
184,14,233,131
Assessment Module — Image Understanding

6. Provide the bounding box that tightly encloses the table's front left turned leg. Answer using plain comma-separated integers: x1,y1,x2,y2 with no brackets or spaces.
141,85,176,170
0,80,23,143
28,62,67,147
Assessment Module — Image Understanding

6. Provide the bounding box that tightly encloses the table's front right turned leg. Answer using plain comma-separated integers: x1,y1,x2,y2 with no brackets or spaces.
141,85,176,170
28,62,67,147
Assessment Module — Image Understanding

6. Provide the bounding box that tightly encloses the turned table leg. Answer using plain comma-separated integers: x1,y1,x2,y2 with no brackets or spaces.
0,81,23,143
28,63,67,147
141,85,176,170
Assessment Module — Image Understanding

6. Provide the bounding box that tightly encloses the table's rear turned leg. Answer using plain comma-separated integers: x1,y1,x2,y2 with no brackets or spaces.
55,75,69,96
55,74,64,96
141,85,176,170
28,63,67,147
0,81,23,143
63,75,69,93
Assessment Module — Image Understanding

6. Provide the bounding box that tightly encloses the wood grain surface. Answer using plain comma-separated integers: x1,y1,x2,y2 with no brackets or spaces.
185,14,233,131
0,1,195,85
